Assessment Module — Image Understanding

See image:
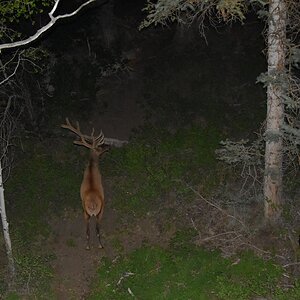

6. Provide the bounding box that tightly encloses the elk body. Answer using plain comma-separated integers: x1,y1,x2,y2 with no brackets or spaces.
61,118,108,250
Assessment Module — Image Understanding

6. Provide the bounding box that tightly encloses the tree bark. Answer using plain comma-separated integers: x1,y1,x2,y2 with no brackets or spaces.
0,160,15,283
264,0,286,221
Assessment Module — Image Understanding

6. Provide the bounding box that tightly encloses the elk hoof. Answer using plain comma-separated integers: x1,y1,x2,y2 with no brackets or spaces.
85,245,91,250
98,244,104,249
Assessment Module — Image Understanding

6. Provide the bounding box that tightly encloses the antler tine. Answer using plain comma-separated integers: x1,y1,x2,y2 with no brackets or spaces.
61,118,105,150
62,119,80,137
61,118,94,150
84,128,105,146
95,130,105,147
73,139,94,149
91,128,95,137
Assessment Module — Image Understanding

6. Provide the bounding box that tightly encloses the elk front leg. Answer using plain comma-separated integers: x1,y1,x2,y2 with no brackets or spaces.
84,211,91,250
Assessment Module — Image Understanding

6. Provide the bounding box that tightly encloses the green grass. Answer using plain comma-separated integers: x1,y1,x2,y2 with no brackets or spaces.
89,230,286,300
103,125,223,214
13,251,55,299
66,238,77,248
275,280,300,299
1,139,83,298
6,140,82,243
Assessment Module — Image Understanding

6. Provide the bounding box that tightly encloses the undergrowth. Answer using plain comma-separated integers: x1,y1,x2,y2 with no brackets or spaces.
1,139,82,298
103,125,223,215
89,230,298,300
6,139,82,242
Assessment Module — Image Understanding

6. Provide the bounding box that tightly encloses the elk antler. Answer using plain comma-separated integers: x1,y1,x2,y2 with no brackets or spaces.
61,118,105,150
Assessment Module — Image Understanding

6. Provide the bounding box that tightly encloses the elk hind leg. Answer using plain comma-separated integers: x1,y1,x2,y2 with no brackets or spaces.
84,211,91,250
96,210,104,249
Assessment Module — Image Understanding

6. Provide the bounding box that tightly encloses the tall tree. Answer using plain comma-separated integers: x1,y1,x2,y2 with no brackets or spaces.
264,0,286,220
140,0,299,221
0,98,17,285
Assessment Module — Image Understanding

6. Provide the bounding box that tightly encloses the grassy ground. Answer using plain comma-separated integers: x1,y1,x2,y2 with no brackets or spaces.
102,125,222,215
89,232,288,300
1,139,82,298
1,125,299,299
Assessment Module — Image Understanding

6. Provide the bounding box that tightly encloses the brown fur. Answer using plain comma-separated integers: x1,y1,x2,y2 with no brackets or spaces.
80,149,105,249
61,118,108,249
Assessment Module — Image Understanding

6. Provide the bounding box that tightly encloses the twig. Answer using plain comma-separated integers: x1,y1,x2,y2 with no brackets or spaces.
283,262,300,268
127,287,136,298
0,52,21,85
179,180,246,229
190,217,201,239
200,231,239,242
86,37,91,57
117,272,135,286
241,242,285,260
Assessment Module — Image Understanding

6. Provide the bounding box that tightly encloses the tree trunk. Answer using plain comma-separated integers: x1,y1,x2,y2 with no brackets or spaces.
264,0,286,221
0,160,15,284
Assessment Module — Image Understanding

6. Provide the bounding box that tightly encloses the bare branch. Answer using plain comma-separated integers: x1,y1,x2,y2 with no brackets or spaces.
0,0,96,51
49,0,61,16
104,137,128,147
175,179,247,229
0,52,21,85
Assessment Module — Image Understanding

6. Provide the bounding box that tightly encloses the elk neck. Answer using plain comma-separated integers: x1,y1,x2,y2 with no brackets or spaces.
89,150,99,167
86,150,101,189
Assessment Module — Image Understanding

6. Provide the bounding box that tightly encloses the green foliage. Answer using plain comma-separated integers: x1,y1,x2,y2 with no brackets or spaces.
23,47,49,64
0,0,54,41
217,0,247,21
103,126,220,214
0,0,53,24
216,138,264,166
89,231,284,300
140,0,248,29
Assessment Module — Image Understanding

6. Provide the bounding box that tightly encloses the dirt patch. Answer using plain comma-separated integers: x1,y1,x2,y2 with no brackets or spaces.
48,195,175,299
49,211,101,299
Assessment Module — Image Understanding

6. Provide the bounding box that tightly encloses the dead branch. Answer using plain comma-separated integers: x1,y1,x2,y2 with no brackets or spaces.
200,231,239,242
0,52,21,86
104,137,128,148
179,179,247,229
117,272,135,286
